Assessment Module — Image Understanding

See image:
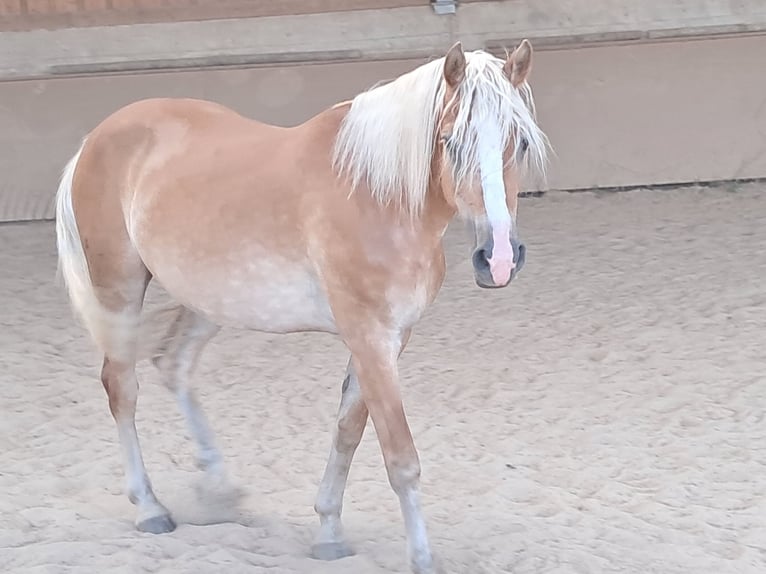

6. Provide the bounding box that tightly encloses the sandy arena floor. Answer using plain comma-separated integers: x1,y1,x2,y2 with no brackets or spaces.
1,185,765,573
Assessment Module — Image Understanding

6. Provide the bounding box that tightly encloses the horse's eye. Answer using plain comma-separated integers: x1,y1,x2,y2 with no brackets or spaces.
519,137,529,154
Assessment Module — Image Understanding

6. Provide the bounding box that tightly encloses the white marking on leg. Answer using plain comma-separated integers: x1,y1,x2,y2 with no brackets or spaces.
397,484,433,574
116,417,160,506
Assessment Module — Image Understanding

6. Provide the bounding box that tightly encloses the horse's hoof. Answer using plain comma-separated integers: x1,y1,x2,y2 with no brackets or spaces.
311,541,354,561
137,514,177,534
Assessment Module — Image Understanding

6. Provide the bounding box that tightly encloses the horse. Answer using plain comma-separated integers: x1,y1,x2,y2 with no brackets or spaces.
54,40,549,574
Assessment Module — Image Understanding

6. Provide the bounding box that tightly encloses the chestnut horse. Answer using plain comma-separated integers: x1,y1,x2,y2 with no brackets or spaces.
55,41,549,573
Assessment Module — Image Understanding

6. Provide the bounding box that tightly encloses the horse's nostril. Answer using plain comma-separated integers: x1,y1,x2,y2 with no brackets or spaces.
472,248,490,271
514,242,526,271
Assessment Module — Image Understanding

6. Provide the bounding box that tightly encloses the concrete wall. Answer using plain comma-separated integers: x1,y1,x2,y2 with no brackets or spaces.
1,0,765,221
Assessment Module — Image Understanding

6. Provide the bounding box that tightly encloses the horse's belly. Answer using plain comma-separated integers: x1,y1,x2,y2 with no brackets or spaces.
154,260,337,334
214,278,336,333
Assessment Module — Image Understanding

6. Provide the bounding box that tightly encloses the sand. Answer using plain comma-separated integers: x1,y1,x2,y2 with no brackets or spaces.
1,185,765,573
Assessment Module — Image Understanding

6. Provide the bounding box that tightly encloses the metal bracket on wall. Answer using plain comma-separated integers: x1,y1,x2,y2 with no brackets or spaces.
431,0,457,15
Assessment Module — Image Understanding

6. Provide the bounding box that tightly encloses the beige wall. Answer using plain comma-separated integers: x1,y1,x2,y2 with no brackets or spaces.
1,34,764,222
1,0,765,221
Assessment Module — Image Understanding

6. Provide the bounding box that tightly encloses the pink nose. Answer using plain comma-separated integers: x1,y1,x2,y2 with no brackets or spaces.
488,228,515,285
488,257,515,285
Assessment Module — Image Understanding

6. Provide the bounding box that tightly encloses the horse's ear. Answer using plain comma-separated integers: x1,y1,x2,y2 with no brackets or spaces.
504,39,533,87
443,41,466,88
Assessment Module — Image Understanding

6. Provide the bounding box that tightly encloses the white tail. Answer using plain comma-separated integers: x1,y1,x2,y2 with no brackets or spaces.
55,140,94,324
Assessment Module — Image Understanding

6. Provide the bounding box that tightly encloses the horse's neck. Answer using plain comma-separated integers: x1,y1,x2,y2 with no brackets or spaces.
420,156,457,238
308,101,455,241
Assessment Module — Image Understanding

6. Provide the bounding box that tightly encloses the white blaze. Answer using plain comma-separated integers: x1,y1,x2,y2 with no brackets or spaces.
477,120,514,285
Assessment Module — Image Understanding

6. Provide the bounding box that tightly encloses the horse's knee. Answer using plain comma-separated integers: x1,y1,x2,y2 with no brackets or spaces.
386,457,421,494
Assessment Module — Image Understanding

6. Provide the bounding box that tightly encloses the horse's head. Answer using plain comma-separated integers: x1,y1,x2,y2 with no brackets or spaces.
435,40,548,289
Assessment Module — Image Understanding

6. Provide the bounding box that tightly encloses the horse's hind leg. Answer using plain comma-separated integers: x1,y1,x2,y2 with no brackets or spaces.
102,353,176,533
148,306,226,480
56,140,174,533
92,268,176,533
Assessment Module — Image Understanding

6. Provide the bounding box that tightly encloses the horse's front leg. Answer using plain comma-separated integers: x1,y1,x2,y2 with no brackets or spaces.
348,329,436,574
313,330,411,560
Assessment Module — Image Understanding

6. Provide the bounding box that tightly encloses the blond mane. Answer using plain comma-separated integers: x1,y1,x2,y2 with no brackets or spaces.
332,50,549,215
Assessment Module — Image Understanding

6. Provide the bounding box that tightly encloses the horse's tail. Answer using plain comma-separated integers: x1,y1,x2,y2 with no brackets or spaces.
54,139,106,345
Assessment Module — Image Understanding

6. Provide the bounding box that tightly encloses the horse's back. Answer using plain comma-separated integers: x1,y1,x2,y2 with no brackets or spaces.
83,97,280,164
99,97,257,131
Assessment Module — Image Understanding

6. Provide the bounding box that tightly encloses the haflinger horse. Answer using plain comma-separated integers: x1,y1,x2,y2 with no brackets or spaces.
55,40,548,573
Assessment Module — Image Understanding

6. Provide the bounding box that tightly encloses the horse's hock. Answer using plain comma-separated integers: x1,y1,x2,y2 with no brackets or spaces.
1,0,766,221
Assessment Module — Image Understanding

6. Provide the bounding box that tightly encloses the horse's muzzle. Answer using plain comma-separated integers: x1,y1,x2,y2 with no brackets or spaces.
472,239,526,289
